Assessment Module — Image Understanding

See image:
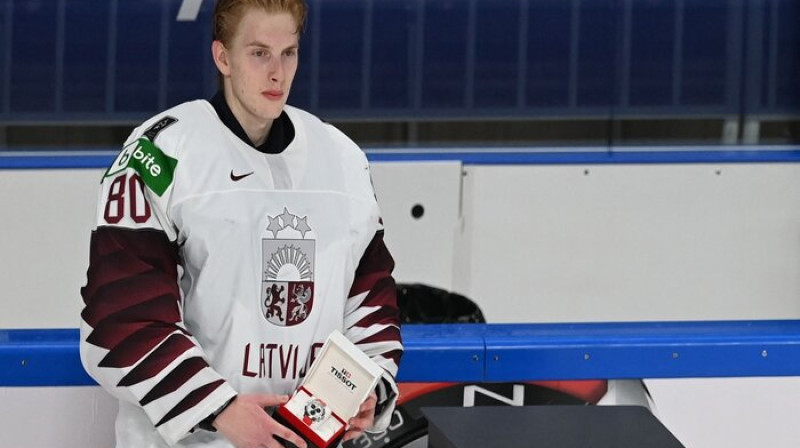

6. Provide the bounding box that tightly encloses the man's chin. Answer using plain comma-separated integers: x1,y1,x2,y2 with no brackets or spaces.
262,105,286,120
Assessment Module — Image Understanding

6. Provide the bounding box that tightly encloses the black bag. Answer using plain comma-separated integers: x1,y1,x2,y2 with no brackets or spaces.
396,283,486,324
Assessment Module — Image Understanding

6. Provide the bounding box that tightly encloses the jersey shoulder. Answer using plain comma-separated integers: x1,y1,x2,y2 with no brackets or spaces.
103,100,217,196
284,105,375,202
284,105,368,167
126,100,218,154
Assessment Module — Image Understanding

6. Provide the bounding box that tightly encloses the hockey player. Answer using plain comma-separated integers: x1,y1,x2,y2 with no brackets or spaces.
79,1,402,447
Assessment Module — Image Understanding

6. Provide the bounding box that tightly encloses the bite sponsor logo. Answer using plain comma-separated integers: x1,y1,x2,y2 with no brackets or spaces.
105,138,177,196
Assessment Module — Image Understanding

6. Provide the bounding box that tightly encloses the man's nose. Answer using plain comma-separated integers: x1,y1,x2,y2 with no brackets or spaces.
267,56,283,83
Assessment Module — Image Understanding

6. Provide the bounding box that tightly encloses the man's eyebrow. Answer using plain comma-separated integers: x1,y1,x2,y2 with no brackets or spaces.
245,41,298,50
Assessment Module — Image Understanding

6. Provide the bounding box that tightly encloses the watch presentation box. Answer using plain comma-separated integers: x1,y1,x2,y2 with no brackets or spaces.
275,330,384,448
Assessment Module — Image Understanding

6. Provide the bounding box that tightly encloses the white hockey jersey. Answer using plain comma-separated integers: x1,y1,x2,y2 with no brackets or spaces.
80,97,402,447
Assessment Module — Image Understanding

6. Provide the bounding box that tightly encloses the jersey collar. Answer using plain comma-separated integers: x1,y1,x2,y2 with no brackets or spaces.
210,91,296,155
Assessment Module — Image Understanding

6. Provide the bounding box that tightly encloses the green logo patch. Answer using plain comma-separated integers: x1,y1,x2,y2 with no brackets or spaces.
105,138,178,196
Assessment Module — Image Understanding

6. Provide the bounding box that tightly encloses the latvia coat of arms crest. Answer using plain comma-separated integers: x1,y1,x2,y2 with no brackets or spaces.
261,207,315,326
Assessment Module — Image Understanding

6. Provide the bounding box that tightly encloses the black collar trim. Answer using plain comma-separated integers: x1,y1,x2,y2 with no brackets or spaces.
210,91,295,154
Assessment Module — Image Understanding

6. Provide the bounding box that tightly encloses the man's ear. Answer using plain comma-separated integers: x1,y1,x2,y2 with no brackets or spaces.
212,40,231,76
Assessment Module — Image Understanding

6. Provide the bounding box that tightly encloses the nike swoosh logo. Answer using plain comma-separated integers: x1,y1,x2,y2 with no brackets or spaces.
230,170,254,181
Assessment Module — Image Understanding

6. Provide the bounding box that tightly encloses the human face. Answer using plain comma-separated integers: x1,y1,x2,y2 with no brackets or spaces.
213,9,299,143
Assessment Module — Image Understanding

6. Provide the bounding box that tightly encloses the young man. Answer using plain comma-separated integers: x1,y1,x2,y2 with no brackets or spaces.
79,1,402,447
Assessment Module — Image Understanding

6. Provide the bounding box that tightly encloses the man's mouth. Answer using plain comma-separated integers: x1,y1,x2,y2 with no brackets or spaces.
263,90,283,101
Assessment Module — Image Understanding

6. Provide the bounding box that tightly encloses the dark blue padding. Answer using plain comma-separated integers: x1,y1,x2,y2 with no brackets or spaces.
3,147,800,170
0,152,117,169
365,148,800,165
5,321,800,386
0,0,796,122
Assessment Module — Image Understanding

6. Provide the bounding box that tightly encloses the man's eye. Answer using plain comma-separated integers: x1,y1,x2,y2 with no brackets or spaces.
253,50,266,57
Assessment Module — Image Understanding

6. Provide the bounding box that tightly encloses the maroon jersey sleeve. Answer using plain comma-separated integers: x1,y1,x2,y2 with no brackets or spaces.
344,229,403,430
80,226,237,445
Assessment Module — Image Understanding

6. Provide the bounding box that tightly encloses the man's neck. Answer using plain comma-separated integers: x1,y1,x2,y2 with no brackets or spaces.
210,90,294,155
224,91,273,146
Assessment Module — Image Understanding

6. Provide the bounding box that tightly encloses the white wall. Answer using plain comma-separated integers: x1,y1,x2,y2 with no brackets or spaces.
455,163,800,323
3,160,800,447
370,161,463,291
0,169,98,329
0,387,116,447
6,162,800,327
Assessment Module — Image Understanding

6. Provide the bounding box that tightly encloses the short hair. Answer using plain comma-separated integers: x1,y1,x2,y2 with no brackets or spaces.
213,0,308,46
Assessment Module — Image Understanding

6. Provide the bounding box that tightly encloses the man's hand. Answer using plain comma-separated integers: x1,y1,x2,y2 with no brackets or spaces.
213,394,307,448
342,392,378,442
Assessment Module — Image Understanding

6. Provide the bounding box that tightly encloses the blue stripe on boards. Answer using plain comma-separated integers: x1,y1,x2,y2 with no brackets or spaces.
2,146,800,169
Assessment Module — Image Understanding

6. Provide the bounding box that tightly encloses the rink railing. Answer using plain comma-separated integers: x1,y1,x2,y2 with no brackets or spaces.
3,145,800,170
3,320,800,387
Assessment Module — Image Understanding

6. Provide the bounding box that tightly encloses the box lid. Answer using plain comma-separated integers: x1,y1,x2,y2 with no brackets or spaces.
301,330,384,419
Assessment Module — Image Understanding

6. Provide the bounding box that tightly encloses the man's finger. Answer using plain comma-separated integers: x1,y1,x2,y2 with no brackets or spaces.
349,410,373,431
254,394,290,408
343,391,378,442
358,396,376,413
273,421,307,448
343,430,361,442
349,415,369,431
